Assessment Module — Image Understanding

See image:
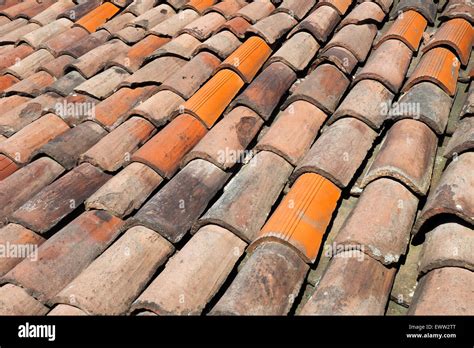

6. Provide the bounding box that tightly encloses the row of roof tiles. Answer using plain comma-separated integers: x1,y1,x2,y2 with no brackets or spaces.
0,0,472,316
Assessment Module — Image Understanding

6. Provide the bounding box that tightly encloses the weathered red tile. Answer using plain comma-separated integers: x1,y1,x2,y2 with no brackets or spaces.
182,106,262,169
68,39,130,79
53,226,173,315
86,162,163,218
180,12,226,40
38,55,76,79
331,24,378,64
93,86,158,130
124,0,155,16
194,31,241,60
0,158,64,226
5,49,54,79
81,116,155,172
127,4,175,30
376,10,427,51
288,5,341,42
314,0,353,15
216,16,251,39
130,90,184,127
336,178,418,265
332,79,394,130
30,0,75,26
48,304,87,316
21,18,72,48
293,118,378,188
409,267,474,315
388,82,453,135
1,22,40,43
184,0,218,14
300,251,396,315
231,0,275,24
58,0,102,22
159,52,221,99
58,29,110,58
268,32,320,72
0,74,19,93
45,71,86,97
198,151,293,242
0,44,33,70
394,0,437,24
440,0,474,24
130,159,230,243
0,113,69,164
74,67,130,100
444,117,474,159
403,47,460,97
0,155,19,181
354,39,413,93
54,93,100,127
275,0,316,20
0,223,45,276
0,284,48,315
120,56,186,88
230,62,296,120
414,152,474,234
35,121,106,170
11,163,111,234
285,64,350,114
419,222,474,275
338,1,386,28
149,9,200,37
361,119,438,196
107,35,170,73
211,242,308,315
203,0,246,18
132,114,207,178
40,26,89,57
99,12,136,34
131,225,245,315
247,12,297,45
2,210,123,302
4,71,55,97
256,101,326,165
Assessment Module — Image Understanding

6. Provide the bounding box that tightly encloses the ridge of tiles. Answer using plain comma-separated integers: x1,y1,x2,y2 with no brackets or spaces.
0,0,472,317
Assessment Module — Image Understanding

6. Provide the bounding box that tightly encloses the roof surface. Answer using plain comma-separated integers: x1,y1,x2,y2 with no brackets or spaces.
0,0,472,316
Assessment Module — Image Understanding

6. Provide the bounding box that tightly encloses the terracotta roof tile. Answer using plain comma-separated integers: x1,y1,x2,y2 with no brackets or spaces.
404,47,460,96
113,25,146,44
267,31,320,72
414,152,474,234
4,70,55,97
5,48,54,79
194,30,241,59
314,0,353,16
85,162,163,218
203,0,247,19
40,26,89,57
53,226,173,315
393,0,437,24
219,36,271,83
0,44,34,70
247,12,297,45
30,0,75,26
0,18,27,37
48,304,87,316
184,0,218,14
0,74,19,92
300,251,396,315
354,39,413,93
198,151,293,242
20,18,73,48
99,12,136,34
38,55,76,79
124,0,155,16
180,12,226,40
93,86,158,130
1,210,123,302
159,52,221,99
441,0,474,24
55,93,100,126
131,224,245,315
10,163,110,234
388,82,453,135
45,71,85,97
149,9,200,38
129,159,230,243
183,69,244,127
1,0,55,20
74,66,130,100
231,0,275,24
419,222,474,275
1,22,41,44
376,10,427,51
147,33,200,60
275,0,316,20
216,16,250,39
81,116,155,172
444,116,474,159
256,101,327,165
0,284,49,315
182,106,262,169
0,154,19,181
293,118,378,188
60,29,111,58
230,62,296,120
324,23,377,62
332,79,394,130
423,18,473,66
338,1,386,28
0,223,45,276
211,241,308,315
131,114,207,178
0,157,64,227
360,119,438,195
127,4,175,30
130,90,184,127
409,267,474,315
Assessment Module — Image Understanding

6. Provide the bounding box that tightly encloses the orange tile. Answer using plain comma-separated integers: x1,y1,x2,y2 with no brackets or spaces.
184,0,217,13
403,47,460,96
131,114,207,178
422,18,473,66
75,2,120,33
250,173,341,263
376,10,427,51
315,0,353,15
219,36,272,83
0,74,19,92
183,69,244,128
0,154,19,181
